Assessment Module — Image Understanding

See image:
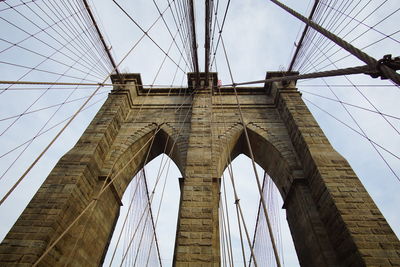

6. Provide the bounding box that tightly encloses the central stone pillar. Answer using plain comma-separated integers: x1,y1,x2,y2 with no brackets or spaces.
173,73,220,266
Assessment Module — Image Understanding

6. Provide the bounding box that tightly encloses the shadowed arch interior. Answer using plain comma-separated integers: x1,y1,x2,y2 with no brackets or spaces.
93,125,185,265
218,126,300,199
103,125,185,199
218,125,341,266
1,71,399,266
101,152,183,266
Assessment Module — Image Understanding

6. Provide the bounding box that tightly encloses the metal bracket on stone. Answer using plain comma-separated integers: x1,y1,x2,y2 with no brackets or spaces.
264,71,299,95
366,54,400,80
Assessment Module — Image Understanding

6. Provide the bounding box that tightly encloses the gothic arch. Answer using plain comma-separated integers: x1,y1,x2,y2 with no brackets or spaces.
217,123,303,199
217,124,342,266
2,73,399,267
101,152,183,266
100,123,185,201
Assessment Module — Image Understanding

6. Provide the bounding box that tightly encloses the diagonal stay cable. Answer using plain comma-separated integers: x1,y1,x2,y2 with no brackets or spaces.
301,47,400,181
0,0,37,12
0,38,104,81
54,0,113,74
299,89,400,121
294,0,370,72
0,90,109,123
40,0,113,74
152,0,191,70
218,17,282,266
300,2,399,74
0,60,100,83
304,97,400,181
168,0,193,71
0,96,107,161
209,0,231,70
1,3,109,78
288,0,320,71
27,0,110,73
111,0,185,73
305,36,400,136
267,0,400,86
0,18,109,96
82,0,120,75
0,18,108,81
0,2,173,206
296,0,365,73
301,1,397,74
0,52,114,182
0,26,114,138
304,0,400,70
305,27,400,76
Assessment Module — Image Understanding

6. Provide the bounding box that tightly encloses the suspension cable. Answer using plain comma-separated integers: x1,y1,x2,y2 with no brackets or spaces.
82,0,120,75
0,3,172,206
303,97,400,181
218,17,282,267
268,0,400,86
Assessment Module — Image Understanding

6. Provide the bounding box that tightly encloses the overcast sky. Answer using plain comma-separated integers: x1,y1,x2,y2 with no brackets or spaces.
0,0,399,266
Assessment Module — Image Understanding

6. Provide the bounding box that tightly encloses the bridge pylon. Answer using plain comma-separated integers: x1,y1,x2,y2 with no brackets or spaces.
0,72,399,266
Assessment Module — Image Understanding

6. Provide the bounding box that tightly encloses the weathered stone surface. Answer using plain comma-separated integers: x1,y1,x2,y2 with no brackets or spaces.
0,72,398,266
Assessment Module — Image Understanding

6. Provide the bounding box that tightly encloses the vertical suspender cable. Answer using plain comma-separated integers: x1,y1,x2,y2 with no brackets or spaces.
143,170,163,267
218,19,282,266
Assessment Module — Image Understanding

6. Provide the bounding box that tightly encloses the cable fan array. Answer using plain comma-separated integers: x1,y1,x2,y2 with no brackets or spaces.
249,173,285,267
106,170,161,267
0,0,399,267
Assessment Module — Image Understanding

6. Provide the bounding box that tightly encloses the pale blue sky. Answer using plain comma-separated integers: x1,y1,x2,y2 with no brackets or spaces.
0,0,399,266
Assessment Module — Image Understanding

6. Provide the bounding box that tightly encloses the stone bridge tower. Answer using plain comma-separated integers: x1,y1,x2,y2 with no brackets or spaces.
0,72,399,266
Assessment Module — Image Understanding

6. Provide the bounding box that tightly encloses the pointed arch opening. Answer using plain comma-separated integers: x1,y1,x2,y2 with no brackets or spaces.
94,124,185,266
217,125,301,199
215,126,303,266
102,153,182,267
219,154,300,267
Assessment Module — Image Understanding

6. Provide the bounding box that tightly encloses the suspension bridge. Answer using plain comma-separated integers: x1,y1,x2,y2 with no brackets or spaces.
0,0,399,266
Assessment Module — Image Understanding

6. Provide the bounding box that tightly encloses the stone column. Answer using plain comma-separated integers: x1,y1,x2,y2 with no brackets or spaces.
0,75,142,266
173,74,220,266
271,74,400,267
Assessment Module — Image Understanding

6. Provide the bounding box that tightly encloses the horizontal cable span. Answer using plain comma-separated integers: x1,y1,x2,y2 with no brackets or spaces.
223,65,373,86
300,89,400,120
269,0,400,86
0,80,114,86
